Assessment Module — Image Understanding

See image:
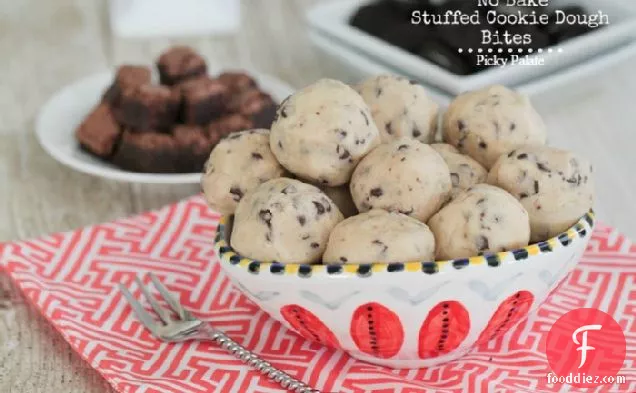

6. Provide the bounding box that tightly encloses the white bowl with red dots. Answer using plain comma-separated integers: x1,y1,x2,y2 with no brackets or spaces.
214,211,594,368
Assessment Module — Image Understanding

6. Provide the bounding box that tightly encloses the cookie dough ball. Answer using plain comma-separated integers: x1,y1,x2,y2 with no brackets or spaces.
231,178,344,264
442,85,547,169
201,129,285,214
431,143,487,199
488,145,594,242
319,185,358,218
323,209,435,264
351,138,451,222
357,74,439,143
429,184,530,259
270,79,381,186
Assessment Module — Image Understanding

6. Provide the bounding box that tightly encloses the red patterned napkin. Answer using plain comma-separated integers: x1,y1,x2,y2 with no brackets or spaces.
1,196,634,393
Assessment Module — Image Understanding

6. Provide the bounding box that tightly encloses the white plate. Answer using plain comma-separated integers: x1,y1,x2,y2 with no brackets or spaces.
36,70,294,184
309,29,636,101
307,0,636,95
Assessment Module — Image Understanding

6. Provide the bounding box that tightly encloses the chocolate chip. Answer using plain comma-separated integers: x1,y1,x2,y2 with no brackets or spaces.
301,234,310,240
370,187,383,197
281,185,297,194
412,127,421,138
398,144,409,151
310,242,320,249
265,233,271,242
400,157,406,162
355,138,366,145
337,129,347,139
398,207,414,215
384,122,394,135
450,173,459,186
479,141,488,149
508,150,517,158
537,162,550,172
372,239,388,253
476,235,489,251
534,180,539,194
458,120,466,131
321,197,333,212
297,215,306,226
251,152,263,160
340,256,348,263
259,209,272,228
476,198,486,205
517,153,528,160
375,87,383,97
510,123,516,131
229,187,243,202
280,106,288,118
313,201,326,215
278,140,283,149
520,192,529,199
337,145,350,160
360,109,370,126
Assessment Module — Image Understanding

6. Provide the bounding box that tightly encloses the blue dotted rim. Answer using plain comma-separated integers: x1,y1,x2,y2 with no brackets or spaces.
213,210,594,278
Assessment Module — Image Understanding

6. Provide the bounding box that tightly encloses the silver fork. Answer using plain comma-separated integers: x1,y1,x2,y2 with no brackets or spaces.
119,273,320,393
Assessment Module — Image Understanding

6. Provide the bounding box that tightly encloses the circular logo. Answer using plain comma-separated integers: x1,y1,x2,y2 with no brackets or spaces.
546,308,626,388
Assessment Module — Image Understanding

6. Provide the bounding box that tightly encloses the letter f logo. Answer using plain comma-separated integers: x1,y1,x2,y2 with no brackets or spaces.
572,324,602,368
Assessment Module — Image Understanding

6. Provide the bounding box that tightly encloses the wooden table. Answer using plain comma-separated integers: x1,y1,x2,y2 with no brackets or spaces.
1,0,635,391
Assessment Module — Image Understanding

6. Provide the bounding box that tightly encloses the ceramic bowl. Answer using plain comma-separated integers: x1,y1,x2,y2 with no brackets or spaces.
307,0,636,95
214,211,594,368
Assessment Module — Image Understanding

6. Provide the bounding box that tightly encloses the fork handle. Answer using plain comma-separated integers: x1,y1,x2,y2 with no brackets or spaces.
204,327,321,393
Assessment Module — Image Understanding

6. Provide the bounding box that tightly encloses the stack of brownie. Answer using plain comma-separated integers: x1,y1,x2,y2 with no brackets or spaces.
76,46,277,173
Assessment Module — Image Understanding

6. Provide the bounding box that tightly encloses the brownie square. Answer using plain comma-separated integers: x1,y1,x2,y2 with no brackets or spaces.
229,89,278,129
75,103,122,158
173,125,213,172
114,84,181,131
102,65,152,105
156,46,207,86
178,77,228,125
218,71,258,94
111,131,179,173
207,114,254,145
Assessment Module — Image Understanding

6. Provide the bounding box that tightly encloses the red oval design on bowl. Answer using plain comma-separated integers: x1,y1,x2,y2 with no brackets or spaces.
350,302,404,358
418,300,470,358
280,304,340,348
477,290,535,344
